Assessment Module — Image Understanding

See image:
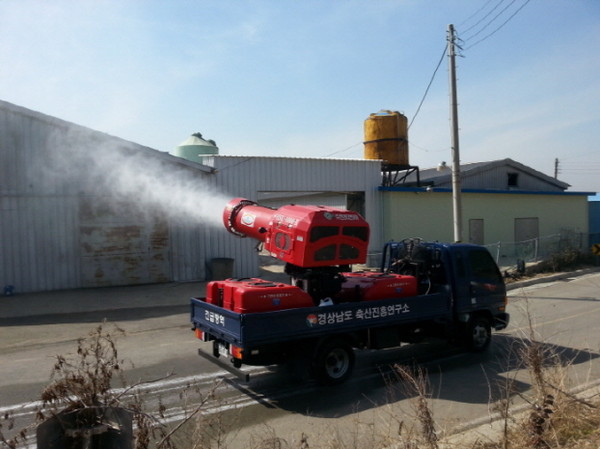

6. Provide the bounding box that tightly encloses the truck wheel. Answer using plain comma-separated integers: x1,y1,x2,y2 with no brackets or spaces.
466,317,492,352
313,339,355,385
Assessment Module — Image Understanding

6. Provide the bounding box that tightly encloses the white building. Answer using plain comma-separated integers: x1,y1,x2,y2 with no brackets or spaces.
0,100,382,293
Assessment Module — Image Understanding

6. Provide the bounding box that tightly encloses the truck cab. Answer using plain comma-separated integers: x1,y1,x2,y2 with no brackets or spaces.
382,238,509,351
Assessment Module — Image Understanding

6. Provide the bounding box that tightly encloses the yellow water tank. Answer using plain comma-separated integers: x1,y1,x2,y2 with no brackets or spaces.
363,110,408,166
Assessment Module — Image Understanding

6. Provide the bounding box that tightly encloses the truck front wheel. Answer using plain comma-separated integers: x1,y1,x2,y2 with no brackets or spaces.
313,339,355,385
466,316,492,352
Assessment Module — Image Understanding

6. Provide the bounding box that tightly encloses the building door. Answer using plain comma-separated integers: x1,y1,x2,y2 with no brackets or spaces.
514,217,539,263
469,219,484,245
515,217,539,242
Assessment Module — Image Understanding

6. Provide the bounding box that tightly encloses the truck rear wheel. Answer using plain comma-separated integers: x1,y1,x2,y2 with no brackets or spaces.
313,338,355,385
466,316,492,352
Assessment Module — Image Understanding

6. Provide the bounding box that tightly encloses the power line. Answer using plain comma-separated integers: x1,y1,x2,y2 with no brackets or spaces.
324,141,362,158
558,150,600,161
460,0,507,37
327,45,448,154
408,45,447,130
463,0,531,50
458,0,496,29
461,0,516,41
325,0,529,157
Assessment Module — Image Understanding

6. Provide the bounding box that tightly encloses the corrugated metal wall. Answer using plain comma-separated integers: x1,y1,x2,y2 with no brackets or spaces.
1,101,82,292
258,192,348,209
0,100,216,292
0,195,80,292
1,101,384,292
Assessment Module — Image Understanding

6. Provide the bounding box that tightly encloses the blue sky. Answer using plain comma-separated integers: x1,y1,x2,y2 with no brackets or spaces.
1,1,599,192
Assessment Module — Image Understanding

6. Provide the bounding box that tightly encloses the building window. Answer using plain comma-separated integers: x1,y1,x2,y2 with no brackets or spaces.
507,172,519,188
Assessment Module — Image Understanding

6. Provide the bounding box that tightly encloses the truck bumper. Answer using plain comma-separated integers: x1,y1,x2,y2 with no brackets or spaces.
493,313,510,331
197,346,250,383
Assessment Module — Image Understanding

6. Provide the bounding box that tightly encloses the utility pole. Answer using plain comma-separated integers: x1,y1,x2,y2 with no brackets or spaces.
554,158,559,178
448,24,462,243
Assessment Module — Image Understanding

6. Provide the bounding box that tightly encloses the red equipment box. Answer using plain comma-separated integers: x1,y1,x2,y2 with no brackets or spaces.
336,272,418,302
206,278,314,313
205,280,225,307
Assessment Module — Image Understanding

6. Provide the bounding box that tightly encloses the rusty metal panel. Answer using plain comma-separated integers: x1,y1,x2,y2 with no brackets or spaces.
79,197,170,287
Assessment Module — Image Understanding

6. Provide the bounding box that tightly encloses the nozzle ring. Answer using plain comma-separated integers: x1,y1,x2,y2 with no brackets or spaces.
225,199,257,237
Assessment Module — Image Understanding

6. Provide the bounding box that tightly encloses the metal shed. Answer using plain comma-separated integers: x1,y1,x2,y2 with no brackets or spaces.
0,100,216,292
0,100,383,293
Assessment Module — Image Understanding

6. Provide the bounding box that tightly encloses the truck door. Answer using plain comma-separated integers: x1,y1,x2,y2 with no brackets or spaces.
463,247,506,309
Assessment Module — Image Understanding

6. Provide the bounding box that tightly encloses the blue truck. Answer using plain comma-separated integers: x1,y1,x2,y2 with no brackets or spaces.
191,237,509,385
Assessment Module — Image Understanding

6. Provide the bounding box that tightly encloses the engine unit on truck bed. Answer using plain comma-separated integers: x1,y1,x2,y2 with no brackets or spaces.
335,272,417,302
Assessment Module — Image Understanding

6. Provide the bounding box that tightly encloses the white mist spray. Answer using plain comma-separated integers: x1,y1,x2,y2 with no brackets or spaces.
47,127,232,228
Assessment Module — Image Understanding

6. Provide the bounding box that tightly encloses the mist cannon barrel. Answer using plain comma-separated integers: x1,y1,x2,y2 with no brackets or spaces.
223,198,273,241
222,197,370,268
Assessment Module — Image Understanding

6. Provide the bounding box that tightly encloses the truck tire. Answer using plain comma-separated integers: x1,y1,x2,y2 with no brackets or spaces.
466,316,492,352
312,338,355,385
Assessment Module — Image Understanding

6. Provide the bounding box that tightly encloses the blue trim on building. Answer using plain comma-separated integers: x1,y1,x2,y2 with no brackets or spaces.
378,186,595,196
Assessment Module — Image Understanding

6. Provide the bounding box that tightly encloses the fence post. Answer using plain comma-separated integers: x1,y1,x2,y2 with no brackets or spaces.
496,241,501,264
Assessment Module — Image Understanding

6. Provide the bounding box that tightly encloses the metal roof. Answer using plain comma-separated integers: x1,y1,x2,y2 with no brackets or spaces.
409,158,570,191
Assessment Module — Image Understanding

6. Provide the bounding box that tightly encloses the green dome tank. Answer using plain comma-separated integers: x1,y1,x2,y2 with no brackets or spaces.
171,132,218,164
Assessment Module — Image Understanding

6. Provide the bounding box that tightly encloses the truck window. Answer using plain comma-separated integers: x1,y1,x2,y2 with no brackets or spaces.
468,249,502,283
454,251,466,279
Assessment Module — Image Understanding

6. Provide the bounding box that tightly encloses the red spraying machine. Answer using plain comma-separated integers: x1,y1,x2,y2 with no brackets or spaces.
206,198,417,313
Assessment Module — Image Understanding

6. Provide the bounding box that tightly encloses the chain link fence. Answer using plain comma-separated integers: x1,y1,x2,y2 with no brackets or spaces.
365,232,600,272
485,231,600,272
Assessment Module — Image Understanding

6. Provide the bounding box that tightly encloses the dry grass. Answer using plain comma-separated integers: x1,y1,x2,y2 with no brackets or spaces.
0,322,221,449
3,309,600,449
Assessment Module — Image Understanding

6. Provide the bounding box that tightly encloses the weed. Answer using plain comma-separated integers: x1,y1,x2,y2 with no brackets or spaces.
393,364,439,449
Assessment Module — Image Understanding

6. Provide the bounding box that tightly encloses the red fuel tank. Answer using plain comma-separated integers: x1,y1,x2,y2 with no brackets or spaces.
206,278,314,313
336,272,417,302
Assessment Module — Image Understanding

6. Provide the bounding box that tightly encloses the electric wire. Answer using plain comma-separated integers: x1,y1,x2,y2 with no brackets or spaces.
462,0,515,41
324,0,530,157
408,45,447,130
463,0,531,50
460,0,507,37
324,142,362,158
458,0,496,29
557,150,600,161
326,45,448,155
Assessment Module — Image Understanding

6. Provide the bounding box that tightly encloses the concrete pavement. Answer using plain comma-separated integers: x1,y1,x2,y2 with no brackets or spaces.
1,266,598,322
0,281,204,323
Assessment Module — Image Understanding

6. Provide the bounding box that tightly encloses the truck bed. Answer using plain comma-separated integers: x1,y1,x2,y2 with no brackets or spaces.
191,292,452,348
